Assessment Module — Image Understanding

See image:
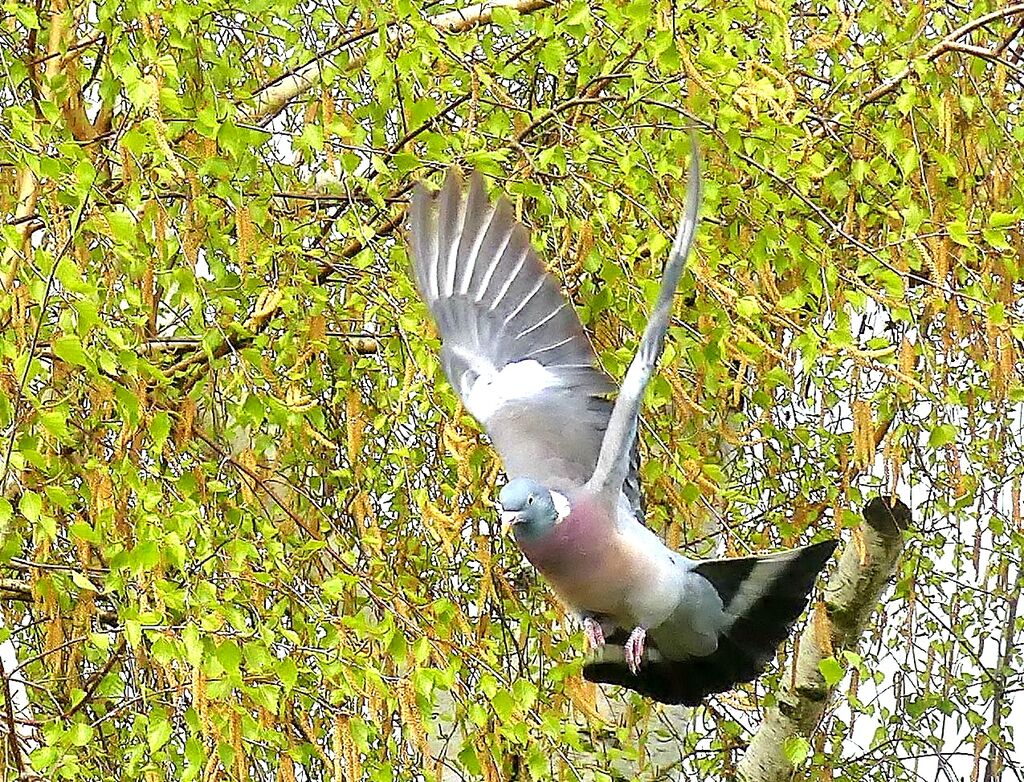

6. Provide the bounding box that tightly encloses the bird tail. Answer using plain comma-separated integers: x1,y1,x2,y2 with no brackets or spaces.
583,540,838,705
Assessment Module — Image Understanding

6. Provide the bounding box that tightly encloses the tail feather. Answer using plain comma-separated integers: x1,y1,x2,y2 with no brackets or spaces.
583,540,838,705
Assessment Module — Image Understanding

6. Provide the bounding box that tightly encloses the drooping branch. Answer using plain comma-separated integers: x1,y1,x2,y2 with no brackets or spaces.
247,0,555,123
736,497,911,782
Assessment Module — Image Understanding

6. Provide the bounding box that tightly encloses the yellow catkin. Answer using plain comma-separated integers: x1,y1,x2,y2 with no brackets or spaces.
239,449,258,504
322,92,336,169
679,46,714,96
192,665,208,732
972,732,987,782
277,755,297,782
303,99,319,129
231,710,247,781
943,93,955,152
575,221,593,275
898,337,915,377
174,398,196,447
147,79,185,178
809,3,852,50
421,498,457,556
565,675,602,722
753,0,792,57
236,205,253,271
202,748,221,782
345,722,360,782
851,527,867,566
398,678,428,758
852,400,874,468
972,518,983,574
151,200,167,254
11,285,28,346
332,715,347,782
474,534,492,614
1012,478,1021,530
477,737,501,782
813,602,834,657
346,389,365,472
120,141,135,186
999,328,1016,392
308,314,326,345
91,469,121,534
467,67,479,135
887,441,904,499
354,491,380,551
753,61,795,117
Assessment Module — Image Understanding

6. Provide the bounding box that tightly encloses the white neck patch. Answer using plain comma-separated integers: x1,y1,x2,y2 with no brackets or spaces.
550,491,571,522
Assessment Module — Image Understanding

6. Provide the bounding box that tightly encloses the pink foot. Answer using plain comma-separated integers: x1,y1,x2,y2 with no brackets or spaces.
583,617,605,650
625,627,646,675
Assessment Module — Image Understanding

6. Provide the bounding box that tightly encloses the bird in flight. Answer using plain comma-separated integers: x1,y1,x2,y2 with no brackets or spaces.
407,140,837,704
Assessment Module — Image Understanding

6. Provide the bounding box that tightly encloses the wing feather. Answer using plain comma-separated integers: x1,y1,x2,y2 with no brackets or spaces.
586,134,701,501
409,169,621,492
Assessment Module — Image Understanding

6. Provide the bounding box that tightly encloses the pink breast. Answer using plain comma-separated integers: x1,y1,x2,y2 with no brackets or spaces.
516,501,620,612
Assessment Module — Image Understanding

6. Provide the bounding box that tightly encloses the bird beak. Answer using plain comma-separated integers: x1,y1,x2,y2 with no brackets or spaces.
500,510,520,536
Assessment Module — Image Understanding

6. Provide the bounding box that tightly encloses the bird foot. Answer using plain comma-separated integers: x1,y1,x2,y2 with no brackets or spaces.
625,627,646,675
583,617,605,650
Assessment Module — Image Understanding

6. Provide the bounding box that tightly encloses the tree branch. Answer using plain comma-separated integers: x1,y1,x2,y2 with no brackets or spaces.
861,4,1024,106
247,0,555,124
737,497,911,782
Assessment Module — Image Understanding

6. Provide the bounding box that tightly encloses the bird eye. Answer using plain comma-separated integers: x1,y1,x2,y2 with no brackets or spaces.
528,496,534,505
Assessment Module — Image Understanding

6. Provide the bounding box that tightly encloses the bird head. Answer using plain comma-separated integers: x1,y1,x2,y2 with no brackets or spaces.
498,478,560,539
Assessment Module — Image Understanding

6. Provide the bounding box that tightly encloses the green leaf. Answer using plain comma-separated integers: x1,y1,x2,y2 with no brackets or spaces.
539,40,569,73
947,221,970,246
53,335,91,368
492,689,515,721
989,212,1019,229
277,657,298,691
819,656,844,687
105,211,137,244
387,628,407,665
217,640,242,675
19,491,42,523
928,424,957,448
150,411,171,454
783,736,810,765
38,407,71,441
148,717,172,752
736,296,762,318
69,722,95,747
71,571,99,592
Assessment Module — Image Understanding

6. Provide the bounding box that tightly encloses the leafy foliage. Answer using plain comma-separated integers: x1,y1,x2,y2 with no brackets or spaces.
0,0,1022,780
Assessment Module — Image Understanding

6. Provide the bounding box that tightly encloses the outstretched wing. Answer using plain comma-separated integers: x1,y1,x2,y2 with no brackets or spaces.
586,134,701,501
409,169,634,494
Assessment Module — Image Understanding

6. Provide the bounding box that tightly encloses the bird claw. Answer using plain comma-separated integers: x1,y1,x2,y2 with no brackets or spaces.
625,627,646,675
583,617,605,650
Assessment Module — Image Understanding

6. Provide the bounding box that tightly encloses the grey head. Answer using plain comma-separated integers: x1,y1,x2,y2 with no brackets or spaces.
498,478,559,541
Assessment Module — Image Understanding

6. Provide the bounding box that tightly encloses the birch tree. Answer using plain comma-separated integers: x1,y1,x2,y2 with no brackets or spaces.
1,1,1022,780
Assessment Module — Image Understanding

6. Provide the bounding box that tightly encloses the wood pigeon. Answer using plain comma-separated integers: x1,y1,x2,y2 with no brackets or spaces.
407,142,837,705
